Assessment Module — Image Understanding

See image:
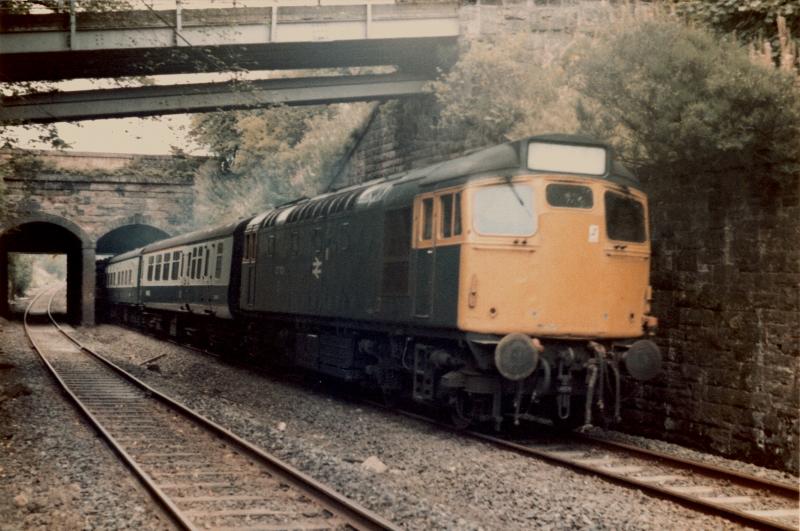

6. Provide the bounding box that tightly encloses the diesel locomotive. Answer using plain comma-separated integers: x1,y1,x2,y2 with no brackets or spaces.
100,135,662,429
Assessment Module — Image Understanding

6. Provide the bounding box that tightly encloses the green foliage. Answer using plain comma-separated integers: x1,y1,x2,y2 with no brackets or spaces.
190,103,373,226
0,1,131,14
0,151,48,179
567,20,800,176
674,0,799,50
8,254,32,298
430,33,578,150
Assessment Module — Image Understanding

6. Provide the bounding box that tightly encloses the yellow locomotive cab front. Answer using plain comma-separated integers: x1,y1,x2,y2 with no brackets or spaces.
457,176,653,339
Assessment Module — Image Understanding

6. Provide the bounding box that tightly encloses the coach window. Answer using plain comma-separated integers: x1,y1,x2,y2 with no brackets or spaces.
155,254,162,281
196,247,202,279
195,247,202,279
190,248,198,279
215,243,223,279
147,256,154,281
204,247,210,278
171,251,180,280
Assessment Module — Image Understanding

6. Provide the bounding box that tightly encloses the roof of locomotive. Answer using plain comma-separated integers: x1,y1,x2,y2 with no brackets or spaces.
414,134,638,189
245,134,641,229
106,135,642,261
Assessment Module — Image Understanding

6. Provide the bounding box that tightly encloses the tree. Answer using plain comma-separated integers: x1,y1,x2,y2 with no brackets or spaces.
189,103,373,226
0,1,131,14
8,254,32,298
429,33,578,150
567,20,800,177
674,0,799,69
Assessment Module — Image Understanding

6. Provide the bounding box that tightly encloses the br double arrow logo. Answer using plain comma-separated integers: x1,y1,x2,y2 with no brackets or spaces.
312,256,323,279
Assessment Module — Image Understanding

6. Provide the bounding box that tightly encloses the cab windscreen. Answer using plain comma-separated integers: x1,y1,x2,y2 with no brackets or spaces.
605,191,646,242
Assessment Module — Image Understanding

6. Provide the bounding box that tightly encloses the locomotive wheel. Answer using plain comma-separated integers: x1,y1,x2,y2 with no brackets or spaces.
381,387,400,408
449,391,474,430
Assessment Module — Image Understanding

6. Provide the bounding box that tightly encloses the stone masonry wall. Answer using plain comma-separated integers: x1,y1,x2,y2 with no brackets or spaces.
633,169,799,473
1,149,198,242
335,2,800,472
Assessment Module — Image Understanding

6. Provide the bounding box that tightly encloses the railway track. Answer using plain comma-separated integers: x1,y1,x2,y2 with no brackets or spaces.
376,405,799,530
23,286,398,531
477,431,799,531
100,307,800,530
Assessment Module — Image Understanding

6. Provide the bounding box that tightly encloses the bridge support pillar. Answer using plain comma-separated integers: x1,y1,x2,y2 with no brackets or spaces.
81,245,95,326
0,249,7,318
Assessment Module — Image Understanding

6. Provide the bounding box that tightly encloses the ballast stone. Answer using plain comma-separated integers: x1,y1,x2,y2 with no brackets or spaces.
361,456,388,474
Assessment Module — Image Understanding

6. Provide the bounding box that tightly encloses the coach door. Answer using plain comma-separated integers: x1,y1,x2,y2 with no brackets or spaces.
412,195,436,318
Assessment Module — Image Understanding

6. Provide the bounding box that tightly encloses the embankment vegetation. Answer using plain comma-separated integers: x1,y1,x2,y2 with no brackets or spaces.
189,2,798,226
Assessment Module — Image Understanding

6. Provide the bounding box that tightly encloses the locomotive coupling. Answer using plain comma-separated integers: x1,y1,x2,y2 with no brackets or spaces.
622,339,662,381
494,334,544,381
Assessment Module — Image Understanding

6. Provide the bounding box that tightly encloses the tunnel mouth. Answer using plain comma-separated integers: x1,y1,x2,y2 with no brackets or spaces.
1,221,84,324
96,223,169,256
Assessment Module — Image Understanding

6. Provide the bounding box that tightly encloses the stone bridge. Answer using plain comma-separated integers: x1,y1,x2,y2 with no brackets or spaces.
0,150,198,324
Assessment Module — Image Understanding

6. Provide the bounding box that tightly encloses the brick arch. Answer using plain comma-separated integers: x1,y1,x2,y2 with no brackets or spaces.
0,213,96,324
98,213,172,240
1,212,93,249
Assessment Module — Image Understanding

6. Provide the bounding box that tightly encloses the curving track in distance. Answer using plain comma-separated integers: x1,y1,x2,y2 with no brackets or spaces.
24,286,399,531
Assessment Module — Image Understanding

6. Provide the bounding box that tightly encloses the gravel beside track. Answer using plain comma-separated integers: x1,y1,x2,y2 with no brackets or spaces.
69,323,799,530
0,317,173,531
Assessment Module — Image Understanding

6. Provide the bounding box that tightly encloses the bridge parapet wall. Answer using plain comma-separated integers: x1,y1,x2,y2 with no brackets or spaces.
0,149,197,242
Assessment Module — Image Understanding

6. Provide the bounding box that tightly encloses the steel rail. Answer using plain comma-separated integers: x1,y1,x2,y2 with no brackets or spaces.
574,432,799,497
24,287,399,531
466,431,799,531
361,401,798,531
24,288,195,530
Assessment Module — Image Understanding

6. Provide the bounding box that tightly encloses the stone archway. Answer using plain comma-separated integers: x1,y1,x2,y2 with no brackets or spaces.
97,224,170,256
0,213,95,325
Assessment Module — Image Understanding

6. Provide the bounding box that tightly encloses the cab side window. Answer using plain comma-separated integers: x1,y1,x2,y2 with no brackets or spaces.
421,198,434,241
439,192,462,239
